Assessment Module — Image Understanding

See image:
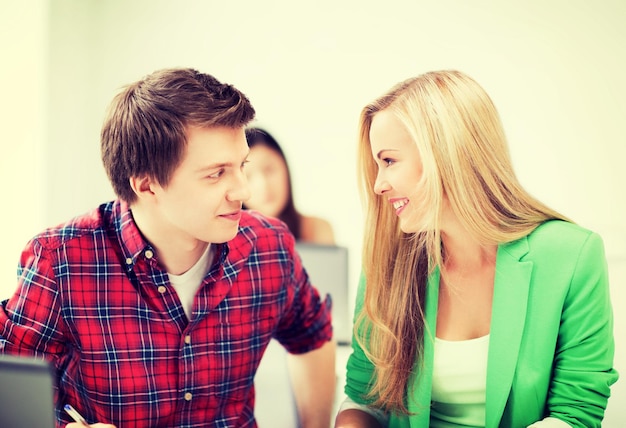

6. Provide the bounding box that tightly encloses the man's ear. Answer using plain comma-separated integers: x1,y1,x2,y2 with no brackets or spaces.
129,175,157,201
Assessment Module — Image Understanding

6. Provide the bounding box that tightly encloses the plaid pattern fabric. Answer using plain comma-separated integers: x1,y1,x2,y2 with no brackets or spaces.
0,200,332,428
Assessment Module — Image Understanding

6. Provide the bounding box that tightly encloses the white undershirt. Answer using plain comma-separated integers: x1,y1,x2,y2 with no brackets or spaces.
167,244,213,319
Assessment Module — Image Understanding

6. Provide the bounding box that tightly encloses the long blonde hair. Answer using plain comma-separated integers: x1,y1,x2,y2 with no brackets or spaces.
355,70,568,414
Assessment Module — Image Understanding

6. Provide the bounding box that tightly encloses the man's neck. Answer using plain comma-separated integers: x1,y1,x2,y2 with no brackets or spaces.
130,204,210,275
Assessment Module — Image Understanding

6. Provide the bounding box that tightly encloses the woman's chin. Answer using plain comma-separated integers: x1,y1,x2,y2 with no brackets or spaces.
399,222,418,234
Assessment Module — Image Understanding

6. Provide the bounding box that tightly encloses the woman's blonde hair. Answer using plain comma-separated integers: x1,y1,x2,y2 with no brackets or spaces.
355,70,568,414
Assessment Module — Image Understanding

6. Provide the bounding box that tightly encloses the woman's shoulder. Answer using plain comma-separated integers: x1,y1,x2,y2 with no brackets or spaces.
530,220,596,244
299,215,335,245
525,220,605,259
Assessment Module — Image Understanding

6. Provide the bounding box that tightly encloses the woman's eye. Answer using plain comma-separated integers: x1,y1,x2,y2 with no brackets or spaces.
383,158,395,166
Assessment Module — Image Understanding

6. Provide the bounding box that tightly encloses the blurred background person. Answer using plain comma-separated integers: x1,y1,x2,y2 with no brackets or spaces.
244,127,336,245
245,126,341,427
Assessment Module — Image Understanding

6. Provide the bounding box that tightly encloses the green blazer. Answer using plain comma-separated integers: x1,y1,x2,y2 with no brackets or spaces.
344,221,618,427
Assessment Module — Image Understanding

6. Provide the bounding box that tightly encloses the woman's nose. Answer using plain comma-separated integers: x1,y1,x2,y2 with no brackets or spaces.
373,173,390,195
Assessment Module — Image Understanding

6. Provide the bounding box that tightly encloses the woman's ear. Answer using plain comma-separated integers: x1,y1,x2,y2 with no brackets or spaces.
129,175,157,201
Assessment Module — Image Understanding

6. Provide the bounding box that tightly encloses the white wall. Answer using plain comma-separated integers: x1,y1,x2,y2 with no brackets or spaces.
2,0,625,424
0,3,48,299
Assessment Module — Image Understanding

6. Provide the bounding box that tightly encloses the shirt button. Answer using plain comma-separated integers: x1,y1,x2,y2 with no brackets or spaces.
125,257,133,265
184,335,191,345
145,249,154,259
157,286,167,294
184,392,193,401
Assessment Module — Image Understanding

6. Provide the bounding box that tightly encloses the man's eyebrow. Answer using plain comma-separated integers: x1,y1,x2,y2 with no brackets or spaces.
196,162,230,172
195,151,250,172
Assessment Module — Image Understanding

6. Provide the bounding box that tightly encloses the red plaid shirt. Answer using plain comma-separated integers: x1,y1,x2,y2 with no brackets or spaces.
0,200,332,428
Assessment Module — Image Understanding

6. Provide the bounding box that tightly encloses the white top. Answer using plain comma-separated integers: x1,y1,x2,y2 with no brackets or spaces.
339,333,571,428
430,334,489,427
167,244,213,319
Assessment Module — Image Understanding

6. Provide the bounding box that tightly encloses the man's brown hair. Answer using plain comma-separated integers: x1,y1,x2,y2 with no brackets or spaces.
101,68,256,203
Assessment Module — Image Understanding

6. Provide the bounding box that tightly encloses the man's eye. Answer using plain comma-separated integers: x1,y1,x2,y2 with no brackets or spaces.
207,169,224,179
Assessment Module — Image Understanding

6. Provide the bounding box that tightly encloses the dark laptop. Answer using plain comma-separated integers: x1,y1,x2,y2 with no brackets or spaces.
0,354,56,428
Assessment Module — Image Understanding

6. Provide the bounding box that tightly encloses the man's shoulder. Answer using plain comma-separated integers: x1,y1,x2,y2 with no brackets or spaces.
228,210,295,258
30,201,116,251
238,210,291,238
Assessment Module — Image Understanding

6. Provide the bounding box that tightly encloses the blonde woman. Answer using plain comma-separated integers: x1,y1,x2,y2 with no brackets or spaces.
335,71,618,427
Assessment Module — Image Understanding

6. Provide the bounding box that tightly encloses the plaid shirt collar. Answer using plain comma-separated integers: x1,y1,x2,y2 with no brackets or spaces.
112,199,244,282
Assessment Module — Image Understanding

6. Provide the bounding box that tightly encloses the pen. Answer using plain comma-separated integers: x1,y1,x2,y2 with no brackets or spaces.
64,404,90,427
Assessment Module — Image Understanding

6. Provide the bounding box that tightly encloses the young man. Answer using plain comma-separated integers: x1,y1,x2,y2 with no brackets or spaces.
0,68,336,428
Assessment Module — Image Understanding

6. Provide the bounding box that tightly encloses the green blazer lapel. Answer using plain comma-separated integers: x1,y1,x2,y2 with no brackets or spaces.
406,268,440,428
485,237,533,427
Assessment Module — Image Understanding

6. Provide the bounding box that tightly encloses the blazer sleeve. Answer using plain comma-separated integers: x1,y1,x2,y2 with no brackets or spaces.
546,232,619,427
343,273,378,405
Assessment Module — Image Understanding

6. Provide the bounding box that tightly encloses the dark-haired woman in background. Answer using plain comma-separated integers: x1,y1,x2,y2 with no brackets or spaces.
246,127,338,427
244,127,335,244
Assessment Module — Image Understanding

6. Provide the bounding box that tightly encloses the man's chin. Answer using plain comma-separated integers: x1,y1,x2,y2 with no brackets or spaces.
209,229,239,244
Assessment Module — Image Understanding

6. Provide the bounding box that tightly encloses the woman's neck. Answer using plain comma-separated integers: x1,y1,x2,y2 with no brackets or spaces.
440,214,496,273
